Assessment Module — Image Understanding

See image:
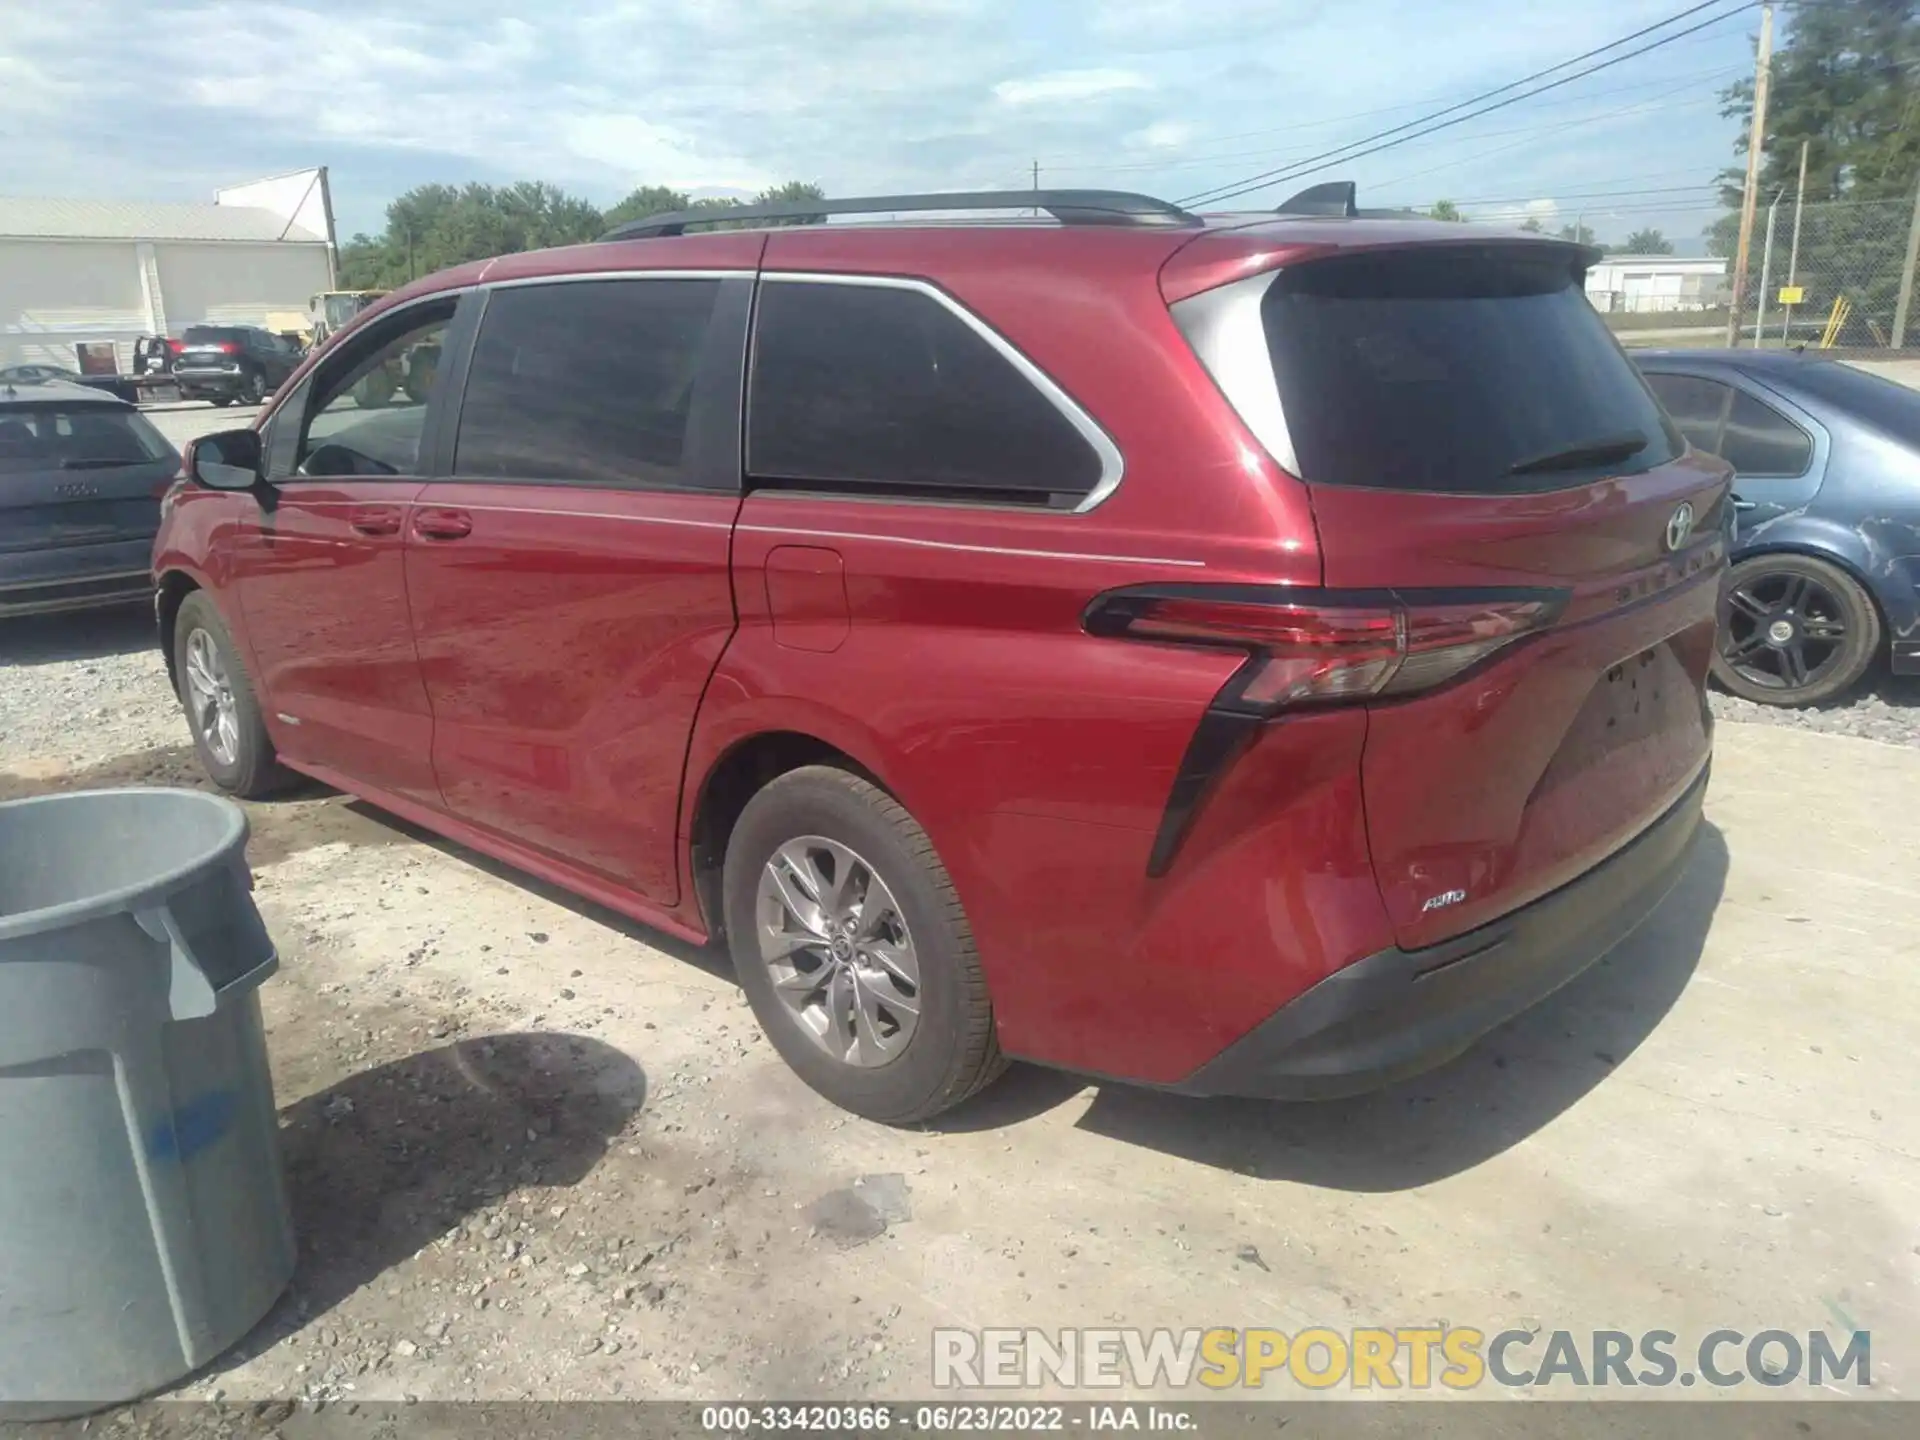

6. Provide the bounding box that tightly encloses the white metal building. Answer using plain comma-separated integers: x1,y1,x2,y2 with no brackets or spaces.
1584,255,1728,314
0,168,337,372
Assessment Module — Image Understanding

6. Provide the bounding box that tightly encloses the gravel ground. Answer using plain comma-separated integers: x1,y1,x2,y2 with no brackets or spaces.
1708,672,1920,746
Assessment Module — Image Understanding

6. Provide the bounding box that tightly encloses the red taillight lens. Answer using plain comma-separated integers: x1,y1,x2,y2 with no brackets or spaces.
216,343,237,353
1085,586,1563,713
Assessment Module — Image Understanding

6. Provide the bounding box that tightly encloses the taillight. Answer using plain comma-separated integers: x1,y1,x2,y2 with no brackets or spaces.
1085,585,1562,714
1084,584,1565,875
216,343,237,354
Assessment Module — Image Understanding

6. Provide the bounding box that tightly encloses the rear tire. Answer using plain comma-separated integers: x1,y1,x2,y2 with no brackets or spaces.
173,592,292,798
1713,553,1880,706
722,766,1005,1123
209,396,234,408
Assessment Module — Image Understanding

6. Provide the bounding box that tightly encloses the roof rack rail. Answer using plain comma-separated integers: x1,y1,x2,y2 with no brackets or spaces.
600,189,1201,242
1273,180,1425,221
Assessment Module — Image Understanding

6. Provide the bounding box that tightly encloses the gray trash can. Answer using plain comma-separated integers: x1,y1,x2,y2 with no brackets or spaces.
0,788,294,1419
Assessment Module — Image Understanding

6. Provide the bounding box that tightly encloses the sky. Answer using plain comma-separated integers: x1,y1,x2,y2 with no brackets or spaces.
0,0,1768,254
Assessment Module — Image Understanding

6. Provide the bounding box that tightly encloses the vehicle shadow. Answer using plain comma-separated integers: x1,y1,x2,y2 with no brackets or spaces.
0,603,154,664
339,799,737,985
953,823,1728,1191
213,1031,646,1363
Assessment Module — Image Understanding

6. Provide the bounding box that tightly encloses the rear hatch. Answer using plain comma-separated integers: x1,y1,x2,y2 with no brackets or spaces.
1261,241,1727,948
0,402,178,556
174,326,246,375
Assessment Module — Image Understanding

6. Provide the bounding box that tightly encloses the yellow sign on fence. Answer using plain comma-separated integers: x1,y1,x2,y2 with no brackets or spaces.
1778,285,1805,305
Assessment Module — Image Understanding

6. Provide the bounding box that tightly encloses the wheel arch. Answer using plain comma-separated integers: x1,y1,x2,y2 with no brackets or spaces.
154,569,202,690
686,729,887,940
1731,530,1895,644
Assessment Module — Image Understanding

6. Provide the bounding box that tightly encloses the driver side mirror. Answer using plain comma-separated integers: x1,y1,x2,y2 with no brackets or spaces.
185,428,264,490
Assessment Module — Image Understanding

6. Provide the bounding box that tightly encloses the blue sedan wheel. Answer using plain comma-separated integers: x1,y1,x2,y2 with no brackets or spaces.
1714,554,1881,706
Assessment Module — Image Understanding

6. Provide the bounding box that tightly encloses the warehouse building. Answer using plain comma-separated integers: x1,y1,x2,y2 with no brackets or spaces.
0,167,337,373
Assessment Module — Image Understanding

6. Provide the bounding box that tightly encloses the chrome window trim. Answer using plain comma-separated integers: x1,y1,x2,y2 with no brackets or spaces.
758,270,1126,513
481,268,748,289
1168,268,1296,476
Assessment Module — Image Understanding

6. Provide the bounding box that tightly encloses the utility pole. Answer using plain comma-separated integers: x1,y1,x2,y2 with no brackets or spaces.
1757,189,1784,347
1726,3,1775,347
1893,163,1920,350
1782,138,1809,345
1032,159,1040,193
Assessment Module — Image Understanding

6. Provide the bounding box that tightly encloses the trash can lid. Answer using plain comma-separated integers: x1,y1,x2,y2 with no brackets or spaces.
0,788,250,942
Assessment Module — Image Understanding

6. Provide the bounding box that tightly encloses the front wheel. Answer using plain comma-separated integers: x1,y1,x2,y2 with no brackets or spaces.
722,766,1005,1123
1713,554,1881,705
174,592,292,797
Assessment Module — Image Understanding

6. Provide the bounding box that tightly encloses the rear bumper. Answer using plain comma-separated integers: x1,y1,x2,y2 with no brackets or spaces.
1,540,156,617
1176,762,1708,1099
0,568,153,617
174,369,244,395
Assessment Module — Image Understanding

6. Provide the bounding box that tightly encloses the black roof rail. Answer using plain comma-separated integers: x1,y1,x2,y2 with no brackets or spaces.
599,189,1200,242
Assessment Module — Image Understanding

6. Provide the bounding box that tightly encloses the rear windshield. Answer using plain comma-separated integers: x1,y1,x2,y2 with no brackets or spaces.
1776,359,1920,444
1262,247,1682,493
182,326,248,345
0,405,172,475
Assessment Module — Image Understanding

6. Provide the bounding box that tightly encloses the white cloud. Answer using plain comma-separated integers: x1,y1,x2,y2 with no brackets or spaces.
559,116,776,194
994,69,1152,107
0,0,1746,244
1126,120,1194,150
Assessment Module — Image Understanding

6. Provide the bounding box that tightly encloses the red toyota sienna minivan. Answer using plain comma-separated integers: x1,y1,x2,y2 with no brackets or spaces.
154,186,1728,1122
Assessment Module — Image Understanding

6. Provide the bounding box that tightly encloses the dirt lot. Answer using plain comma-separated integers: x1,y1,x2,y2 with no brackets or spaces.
2,602,1917,1410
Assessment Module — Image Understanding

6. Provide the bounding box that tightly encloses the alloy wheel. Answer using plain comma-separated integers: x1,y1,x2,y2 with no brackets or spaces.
755,835,921,1067
183,628,241,766
1720,569,1850,696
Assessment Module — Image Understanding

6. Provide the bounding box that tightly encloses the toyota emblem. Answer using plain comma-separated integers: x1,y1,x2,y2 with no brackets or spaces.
1665,502,1695,552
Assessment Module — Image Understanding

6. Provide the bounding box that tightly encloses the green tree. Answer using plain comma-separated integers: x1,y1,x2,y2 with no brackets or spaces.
1624,228,1674,255
337,181,605,289
1519,216,1546,233
605,185,690,228
1558,222,1598,246
336,178,830,288
1428,199,1466,222
1710,0,1920,331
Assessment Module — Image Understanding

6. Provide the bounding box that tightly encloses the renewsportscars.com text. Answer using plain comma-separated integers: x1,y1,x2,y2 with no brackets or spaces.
932,1326,1872,1391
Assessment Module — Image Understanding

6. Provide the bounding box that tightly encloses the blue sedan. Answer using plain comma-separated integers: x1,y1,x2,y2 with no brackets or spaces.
1636,350,1920,705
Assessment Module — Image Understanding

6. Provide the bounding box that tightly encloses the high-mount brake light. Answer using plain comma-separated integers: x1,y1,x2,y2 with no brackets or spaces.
1083,584,1566,876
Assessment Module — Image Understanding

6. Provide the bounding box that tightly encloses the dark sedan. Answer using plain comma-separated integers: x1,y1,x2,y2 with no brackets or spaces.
1636,350,1920,705
0,379,180,618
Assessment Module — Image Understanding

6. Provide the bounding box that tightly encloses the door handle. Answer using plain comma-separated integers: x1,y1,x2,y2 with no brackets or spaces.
348,505,403,536
412,507,473,541
1732,496,1757,511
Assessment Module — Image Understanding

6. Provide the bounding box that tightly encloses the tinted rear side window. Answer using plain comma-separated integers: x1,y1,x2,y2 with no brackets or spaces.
455,278,721,487
1643,372,1735,455
1262,248,1682,493
748,280,1104,504
1719,391,1813,475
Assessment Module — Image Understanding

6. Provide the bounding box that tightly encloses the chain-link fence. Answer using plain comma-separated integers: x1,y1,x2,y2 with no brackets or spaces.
1592,197,1917,351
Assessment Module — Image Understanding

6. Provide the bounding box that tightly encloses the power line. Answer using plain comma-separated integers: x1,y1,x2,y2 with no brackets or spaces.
1177,0,1759,207
1037,63,1740,176
1057,67,1740,179
1361,79,1727,192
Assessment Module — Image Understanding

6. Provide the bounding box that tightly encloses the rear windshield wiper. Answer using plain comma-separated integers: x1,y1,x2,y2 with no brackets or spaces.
1505,431,1649,476
60,457,144,469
